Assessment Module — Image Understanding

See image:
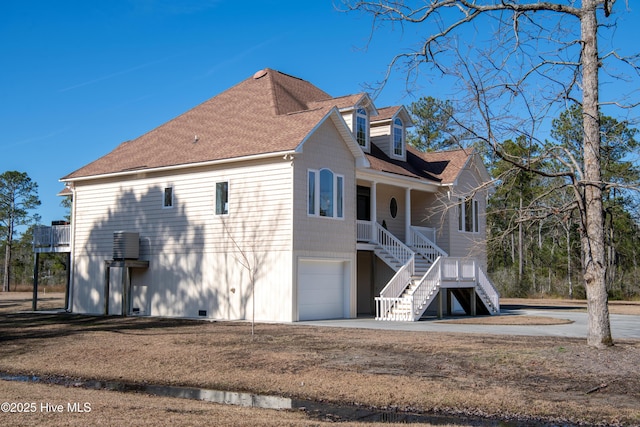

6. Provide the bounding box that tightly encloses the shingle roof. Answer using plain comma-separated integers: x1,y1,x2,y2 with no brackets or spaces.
366,145,472,185
63,68,473,186
372,106,399,122
63,69,337,179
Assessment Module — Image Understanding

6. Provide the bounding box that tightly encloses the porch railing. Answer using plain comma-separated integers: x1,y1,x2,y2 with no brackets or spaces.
356,220,373,242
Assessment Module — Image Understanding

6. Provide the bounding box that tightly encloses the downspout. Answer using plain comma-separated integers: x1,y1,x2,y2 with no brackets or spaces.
66,183,77,312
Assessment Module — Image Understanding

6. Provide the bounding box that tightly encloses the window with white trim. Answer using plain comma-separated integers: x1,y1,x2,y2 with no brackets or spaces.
215,181,228,215
163,187,173,208
393,118,404,157
458,198,479,233
308,168,344,219
355,107,369,149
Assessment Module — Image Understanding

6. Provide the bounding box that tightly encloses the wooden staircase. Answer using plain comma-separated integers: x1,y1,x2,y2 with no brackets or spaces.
374,226,500,321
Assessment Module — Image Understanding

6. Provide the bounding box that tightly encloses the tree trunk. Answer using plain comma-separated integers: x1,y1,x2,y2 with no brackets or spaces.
567,224,573,299
518,197,523,285
581,0,613,347
3,221,12,292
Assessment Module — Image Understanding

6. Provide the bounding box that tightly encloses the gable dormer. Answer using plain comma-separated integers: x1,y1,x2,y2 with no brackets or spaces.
338,94,377,154
370,106,413,162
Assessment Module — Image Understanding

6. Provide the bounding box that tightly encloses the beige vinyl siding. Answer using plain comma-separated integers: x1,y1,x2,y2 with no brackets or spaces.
293,118,356,254
341,111,354,131
411,189,451,252
375,184,406,241
371,122,391,157
447,167,488,268
291,117,357,320
73,160,292,255
70,158,296,321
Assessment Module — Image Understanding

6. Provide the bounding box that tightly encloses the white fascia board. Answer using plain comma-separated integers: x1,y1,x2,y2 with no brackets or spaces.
338,94,379,117
371,106,414,128
446,150,491,188
60,150,297,183
356,168,440,192
396,106,414,128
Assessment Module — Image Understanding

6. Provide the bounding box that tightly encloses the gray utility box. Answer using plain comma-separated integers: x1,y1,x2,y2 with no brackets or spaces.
113,232,140,260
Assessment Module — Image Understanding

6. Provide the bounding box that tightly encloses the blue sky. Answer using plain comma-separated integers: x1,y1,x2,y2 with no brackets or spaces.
1,1,639,228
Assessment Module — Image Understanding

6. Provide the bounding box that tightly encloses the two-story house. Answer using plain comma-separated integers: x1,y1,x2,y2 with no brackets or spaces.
59,68,499,322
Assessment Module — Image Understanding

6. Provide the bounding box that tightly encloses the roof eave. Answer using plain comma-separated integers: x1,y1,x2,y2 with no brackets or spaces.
356,167,441,191
60,149,298,183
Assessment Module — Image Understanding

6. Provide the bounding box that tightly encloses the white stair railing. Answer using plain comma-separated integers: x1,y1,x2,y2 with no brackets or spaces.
374,224,417,320
375,223,414,267
377,257,501,321
375,255,415,320
409,227,447,263
376,297,413,321
379,257,414,299
409,257,443,320
478,268,500,314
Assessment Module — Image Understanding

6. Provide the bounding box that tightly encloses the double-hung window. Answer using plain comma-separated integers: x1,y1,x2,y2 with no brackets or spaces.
163,187,173,208
458,197,479,233
393,118,404,157
308,168,344,219
215,181,229,215
355,107,369,149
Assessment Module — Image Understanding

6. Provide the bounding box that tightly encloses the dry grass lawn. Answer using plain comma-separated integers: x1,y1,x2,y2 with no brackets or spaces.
0,293,639,426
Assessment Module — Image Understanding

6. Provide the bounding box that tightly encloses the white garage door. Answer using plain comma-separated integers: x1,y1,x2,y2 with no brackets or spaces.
298,260,347,321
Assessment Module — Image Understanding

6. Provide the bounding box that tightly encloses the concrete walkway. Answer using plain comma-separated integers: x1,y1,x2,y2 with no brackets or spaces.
298,308,640,340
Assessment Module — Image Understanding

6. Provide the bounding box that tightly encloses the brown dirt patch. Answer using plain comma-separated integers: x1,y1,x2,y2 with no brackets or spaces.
1,293,639,426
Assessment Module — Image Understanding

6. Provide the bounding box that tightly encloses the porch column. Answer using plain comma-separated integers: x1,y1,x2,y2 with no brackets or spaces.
405,187,411,244
371,182,377,242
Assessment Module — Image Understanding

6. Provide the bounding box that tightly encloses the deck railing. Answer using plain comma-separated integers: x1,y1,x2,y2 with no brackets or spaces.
33,225,71,251
441,258,476,281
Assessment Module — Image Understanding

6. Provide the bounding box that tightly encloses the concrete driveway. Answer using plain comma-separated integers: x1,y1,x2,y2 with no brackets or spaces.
298,307,640,340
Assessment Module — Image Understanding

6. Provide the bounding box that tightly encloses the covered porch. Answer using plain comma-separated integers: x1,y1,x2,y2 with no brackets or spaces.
355,179,446,245
355,179,447,317
354,179,499,320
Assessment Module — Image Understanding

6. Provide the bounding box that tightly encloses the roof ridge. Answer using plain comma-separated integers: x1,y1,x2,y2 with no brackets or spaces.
264,68,281,116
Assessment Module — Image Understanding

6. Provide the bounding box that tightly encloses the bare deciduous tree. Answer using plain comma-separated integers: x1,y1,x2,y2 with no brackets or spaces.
343,0,639,348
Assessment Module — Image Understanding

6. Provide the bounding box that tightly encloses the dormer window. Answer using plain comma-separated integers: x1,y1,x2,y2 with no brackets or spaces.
355,107,369,149
393,118,404,157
